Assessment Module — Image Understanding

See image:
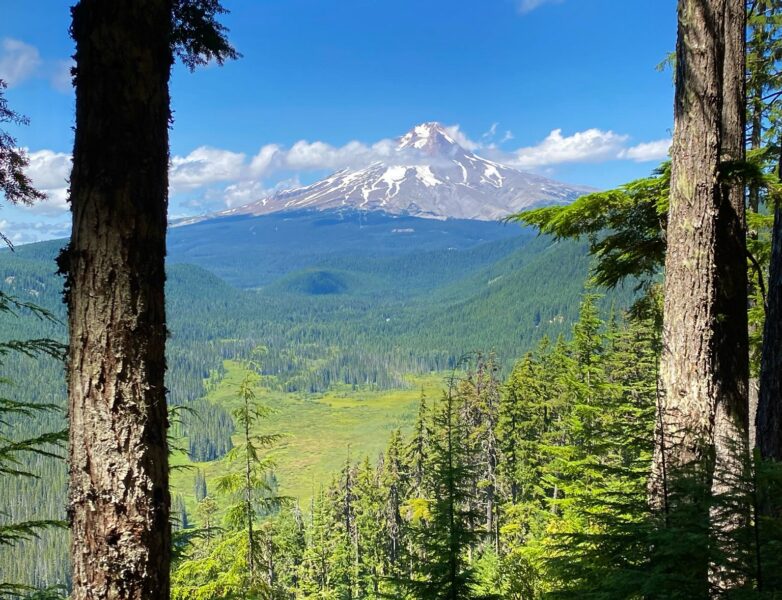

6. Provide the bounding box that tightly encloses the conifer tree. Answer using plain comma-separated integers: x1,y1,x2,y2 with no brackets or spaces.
216,370,282,586
405,382,481,600
382,429,408,577
195,495,219,548
173,495,190,531
194,469,208,501
0,297,66,599
0,79,45,247
406,391,432,498
301,485,335,597
465,355,502,551
354,456,385,597
273,504,307,597
331,458,358,599
64,3,237,597
0,83,67,598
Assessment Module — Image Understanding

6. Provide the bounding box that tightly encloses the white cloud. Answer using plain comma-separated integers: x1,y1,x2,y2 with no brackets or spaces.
0,39,74,92
518,0,563,14
507,128,630,169
218,177,301,208
282,138,398,172
0,219,70,245
443,124,481,151
26,149,71,189
219,180,269,208
482,123,499,140
179,176,302,212
20,149,72,215
0,38,41,87
10,123,669,221
249,144,282,176
619,138,672,162
285,140,360,171
170,146,247,193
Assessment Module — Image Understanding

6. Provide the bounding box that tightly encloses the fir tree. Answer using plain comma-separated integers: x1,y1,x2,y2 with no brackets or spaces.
404,381,483,600
215,369,283,589
354,456,385,598
273,504,307,597
194,469,208,501
381,429,408,578
195,495,219,548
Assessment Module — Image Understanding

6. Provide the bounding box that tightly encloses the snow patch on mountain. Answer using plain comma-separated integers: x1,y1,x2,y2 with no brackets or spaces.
193,122,594,223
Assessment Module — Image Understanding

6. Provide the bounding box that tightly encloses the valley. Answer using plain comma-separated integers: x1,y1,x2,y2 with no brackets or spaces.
169,361,445,513
0,208,620,588
3,0,778,596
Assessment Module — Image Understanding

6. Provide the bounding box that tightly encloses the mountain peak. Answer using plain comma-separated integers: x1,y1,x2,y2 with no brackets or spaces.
192,123,593,225
398,121,460,154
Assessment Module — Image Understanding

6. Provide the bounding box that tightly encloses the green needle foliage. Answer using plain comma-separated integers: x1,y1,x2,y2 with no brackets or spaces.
173,351,287,599
510,164,670,291
402,377,483,600
0,293,66,597
160,292,782,599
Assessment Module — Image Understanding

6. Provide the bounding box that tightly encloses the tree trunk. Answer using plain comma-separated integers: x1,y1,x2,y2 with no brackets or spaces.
712,0,749,462
653,0,726,496
757,194,782,459
66,2,172,598
711,2,750,585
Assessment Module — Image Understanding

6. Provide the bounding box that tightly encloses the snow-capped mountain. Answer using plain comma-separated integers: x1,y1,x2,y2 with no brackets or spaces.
213,122,592,222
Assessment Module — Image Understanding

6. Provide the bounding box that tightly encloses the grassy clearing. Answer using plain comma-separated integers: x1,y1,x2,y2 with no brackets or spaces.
170,361,446,519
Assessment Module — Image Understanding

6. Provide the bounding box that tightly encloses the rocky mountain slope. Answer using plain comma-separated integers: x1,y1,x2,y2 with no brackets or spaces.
196,122,592,223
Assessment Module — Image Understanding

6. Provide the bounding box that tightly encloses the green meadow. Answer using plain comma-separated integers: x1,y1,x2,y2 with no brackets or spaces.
170,360,446,514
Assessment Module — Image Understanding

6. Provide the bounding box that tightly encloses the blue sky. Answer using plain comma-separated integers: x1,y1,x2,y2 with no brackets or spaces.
0,0,676,244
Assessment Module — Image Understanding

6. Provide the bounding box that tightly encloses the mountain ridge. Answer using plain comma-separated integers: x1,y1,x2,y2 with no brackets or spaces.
176,122,593,226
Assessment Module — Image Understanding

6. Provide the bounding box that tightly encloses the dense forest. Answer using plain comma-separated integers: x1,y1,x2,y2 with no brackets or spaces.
167,297,782,599
0,218,618,588
2,0,782,598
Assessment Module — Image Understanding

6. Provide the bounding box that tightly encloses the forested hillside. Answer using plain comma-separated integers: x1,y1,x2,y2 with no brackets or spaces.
0,214,623,590
4,0,782,597
168,296,782,598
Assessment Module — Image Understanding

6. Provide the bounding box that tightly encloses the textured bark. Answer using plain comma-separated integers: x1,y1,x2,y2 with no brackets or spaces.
712,0,749,488
653,0,726,495
758,199,782,460
709,7,750,588
67,2,173,598
654,4,752,589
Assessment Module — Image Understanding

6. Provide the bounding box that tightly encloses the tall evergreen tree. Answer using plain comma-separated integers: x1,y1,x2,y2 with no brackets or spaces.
406,391,432,499
653,3,750,557
758,175,782,460
216,371,282,585
405,382,482,600
194,469,208,502
272,504,307,597
712,6,752,582
301,485,335,597
756,0,782,458
195,495,218,548
64,2,236,597
354,456,385,598
655,0,727,482
0,298,66,598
